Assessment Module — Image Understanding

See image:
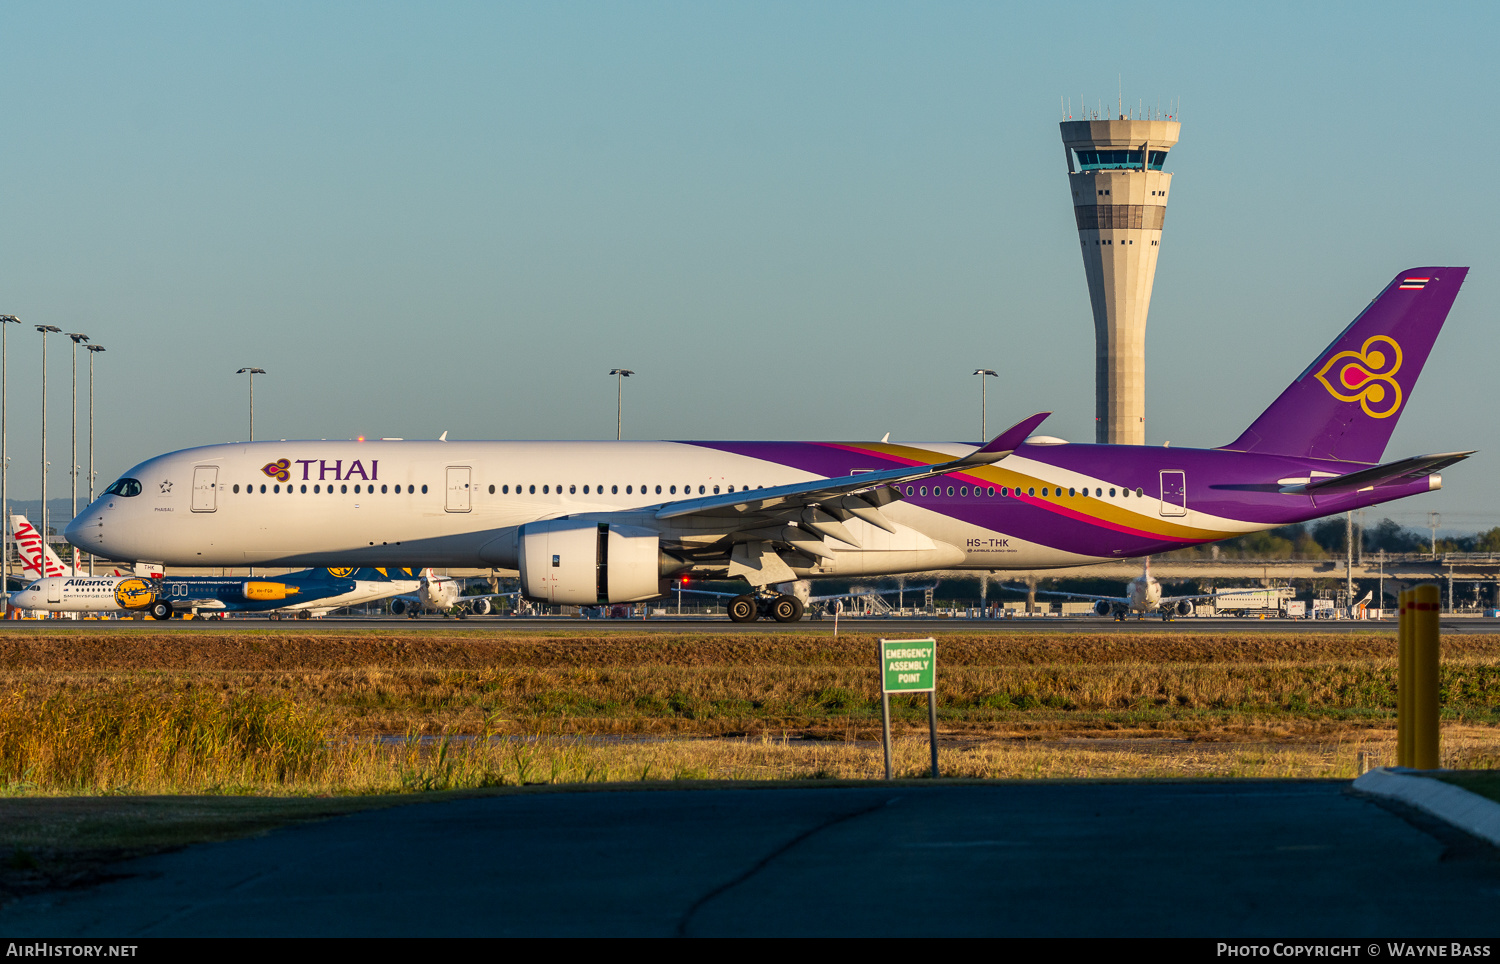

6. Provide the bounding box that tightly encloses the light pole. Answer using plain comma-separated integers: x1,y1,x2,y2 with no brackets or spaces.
37,325,60,563
1429,511,1442,558
66,333,89,572
609,369,634,441
86,345,105,576
0,315,19,596
973,369,997,440
237,368,266,441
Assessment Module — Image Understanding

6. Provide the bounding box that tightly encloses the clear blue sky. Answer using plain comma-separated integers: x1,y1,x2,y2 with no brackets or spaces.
1,1,1495,531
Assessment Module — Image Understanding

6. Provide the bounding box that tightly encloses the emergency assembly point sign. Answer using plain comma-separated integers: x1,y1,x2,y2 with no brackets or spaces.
881,638,936,693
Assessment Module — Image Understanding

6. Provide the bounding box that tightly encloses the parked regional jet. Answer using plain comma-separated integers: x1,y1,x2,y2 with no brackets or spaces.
9,566,421,620
67,268,1472,622
1002,558,1242,621
386,568,518,616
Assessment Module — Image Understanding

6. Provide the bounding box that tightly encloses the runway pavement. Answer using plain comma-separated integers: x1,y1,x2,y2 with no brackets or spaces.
5,615,1498,633
4,782,1497,936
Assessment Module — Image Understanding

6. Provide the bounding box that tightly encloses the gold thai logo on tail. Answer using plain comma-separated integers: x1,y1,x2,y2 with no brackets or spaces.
1314,335,1403,418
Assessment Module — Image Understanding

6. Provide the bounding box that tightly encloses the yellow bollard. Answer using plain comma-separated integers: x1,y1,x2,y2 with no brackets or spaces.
1412,583,1441,769
1397,588,1411,768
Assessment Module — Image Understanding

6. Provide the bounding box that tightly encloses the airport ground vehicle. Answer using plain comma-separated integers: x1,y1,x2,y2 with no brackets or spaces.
68,268,1471,621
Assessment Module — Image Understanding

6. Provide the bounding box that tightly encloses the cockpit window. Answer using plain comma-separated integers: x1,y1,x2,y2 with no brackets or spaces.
104,478,142,497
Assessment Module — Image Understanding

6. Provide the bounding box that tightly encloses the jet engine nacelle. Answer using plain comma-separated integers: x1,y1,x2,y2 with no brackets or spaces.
518,519,666,605
389,598,410,616
1093,600,1112,617
242,581,291,601
1174,599,1195,617
468,597,492,615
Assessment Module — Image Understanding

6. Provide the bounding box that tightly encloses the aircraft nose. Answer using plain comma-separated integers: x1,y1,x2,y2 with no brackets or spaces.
64,508,105,555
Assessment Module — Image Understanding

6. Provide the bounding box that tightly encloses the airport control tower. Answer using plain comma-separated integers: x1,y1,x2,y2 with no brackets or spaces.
1061,117,1180,445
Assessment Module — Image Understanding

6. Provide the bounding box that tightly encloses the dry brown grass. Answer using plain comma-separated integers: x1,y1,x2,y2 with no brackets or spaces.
0,630,1496,795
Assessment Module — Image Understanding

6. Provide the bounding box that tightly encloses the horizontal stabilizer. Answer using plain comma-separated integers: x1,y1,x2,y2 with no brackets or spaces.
1281,451,1474,494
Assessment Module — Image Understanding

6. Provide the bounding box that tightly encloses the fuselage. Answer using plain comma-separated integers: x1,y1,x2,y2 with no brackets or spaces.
7,571,415,614
1125,574,1163,612
66,437,1440,579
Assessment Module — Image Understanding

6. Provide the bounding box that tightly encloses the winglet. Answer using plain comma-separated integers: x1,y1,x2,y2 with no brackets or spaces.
960,413,1051,466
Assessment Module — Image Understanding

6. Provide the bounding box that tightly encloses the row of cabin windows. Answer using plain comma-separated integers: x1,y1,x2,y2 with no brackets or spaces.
235,483,428,495
232,482,771,497
231,479,1149,500
488,483,765,496
904,484,1147,499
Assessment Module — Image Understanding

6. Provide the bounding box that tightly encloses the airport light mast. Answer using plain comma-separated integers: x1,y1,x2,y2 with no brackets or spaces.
609,369,634,441
86,344,105,576
36,325,60,563
973,369,998,440
1061,113,1180,444
66,333,89,573
0,315,19,600
237,368,266,441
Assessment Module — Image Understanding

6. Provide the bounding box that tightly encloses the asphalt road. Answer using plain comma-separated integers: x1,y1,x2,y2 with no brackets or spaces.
5,782,1497,937
6,615,1499,633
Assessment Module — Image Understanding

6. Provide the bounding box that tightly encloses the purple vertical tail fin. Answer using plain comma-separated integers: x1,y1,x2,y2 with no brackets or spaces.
1220,267,1467,463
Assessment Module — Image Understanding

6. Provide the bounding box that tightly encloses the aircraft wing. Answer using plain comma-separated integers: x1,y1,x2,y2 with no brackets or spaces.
1281,451,1474,495
999,584,1129,606
651,414,1051,545
390,590,521,604
808,583,935,603
1002,583,1269,607
676,584,934,603
1159,589,1260,605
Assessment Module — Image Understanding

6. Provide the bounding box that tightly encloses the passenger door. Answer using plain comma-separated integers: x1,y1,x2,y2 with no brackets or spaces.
1159,470,1187,517
445,466,471,513
192,466,218,513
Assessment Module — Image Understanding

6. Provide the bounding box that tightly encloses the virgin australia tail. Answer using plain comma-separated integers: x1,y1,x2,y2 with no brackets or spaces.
11,515,73,579
1221,267,1467,463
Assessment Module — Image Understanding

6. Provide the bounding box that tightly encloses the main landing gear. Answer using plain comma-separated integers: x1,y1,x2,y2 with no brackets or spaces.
727,592,805,623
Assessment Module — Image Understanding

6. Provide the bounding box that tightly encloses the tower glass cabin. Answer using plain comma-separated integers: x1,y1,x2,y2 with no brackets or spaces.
1061,118,1180,445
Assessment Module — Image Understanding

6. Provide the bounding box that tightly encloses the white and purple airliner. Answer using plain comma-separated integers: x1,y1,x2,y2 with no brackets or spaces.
67,267,1471,622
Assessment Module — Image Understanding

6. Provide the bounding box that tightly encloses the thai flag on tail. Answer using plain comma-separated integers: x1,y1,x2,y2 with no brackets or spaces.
1399,277,1431,290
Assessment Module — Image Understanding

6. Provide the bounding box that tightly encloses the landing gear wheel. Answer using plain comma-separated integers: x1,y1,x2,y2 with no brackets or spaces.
728,595,759,623
769,594,804,623
148,601,173,621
